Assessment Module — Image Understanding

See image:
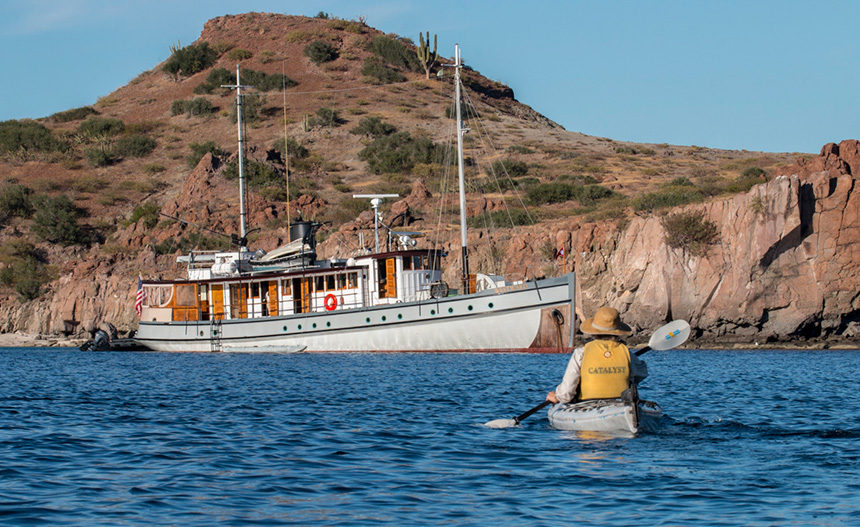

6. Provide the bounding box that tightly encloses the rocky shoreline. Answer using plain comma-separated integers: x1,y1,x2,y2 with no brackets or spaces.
1,331,856,350
0,332,86,348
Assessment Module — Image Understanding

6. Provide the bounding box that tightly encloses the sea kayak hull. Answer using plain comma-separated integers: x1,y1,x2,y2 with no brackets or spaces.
548,398,662,434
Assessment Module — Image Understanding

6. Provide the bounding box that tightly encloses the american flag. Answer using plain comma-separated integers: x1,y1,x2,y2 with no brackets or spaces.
135,274,146,316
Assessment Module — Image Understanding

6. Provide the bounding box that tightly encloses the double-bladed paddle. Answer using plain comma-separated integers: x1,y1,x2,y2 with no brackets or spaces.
484,319,692,429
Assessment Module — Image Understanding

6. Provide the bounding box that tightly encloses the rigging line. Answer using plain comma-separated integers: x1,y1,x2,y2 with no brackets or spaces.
461,89,535,228
432,99,458,258
430,132,450,256
454,85,506,275
429,90,453,255
460,90,529,216
430,137,450,256
457,90,532,277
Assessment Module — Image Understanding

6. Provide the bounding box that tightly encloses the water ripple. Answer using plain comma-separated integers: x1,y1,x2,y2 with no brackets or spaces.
1,348,859,525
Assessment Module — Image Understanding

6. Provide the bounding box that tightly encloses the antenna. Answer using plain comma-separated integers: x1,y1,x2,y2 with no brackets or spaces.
221,65,254,249
353,194,399,253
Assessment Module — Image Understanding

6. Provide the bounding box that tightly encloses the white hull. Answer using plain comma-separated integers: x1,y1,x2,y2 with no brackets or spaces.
548,398,662,434
135,275,574,353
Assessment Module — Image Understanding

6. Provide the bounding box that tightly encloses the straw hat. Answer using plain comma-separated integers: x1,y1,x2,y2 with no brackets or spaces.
580,306,632,336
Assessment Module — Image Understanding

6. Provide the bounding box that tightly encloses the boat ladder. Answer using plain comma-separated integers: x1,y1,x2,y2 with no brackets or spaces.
210,316,223,352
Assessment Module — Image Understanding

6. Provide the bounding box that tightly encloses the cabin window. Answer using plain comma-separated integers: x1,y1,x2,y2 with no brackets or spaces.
426,255,441,271
175,284,196,306
250,282,260,298
337,274,347,290
326,275,336,291
403,257,413,271
281,279,291,296
315,276,325,292
348,272,358,289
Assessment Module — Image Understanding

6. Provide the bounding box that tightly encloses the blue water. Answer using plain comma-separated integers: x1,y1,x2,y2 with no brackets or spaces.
1,348,859,526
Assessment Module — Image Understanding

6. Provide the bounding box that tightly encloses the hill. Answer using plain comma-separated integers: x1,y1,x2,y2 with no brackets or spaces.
3,12,856,348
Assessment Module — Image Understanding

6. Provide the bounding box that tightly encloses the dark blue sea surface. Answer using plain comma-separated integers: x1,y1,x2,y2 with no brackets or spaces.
1,347,859,526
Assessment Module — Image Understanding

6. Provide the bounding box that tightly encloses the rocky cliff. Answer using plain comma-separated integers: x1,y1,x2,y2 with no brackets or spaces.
567,140,860,346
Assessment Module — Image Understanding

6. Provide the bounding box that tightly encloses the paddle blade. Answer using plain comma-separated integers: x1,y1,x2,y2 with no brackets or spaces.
648,319,691,351
484,418,518,429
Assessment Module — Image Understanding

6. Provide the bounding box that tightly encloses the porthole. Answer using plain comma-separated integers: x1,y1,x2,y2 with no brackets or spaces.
366,317,371,324
488,302,494,309
381,316,387,322
312,323,317,329
283,325,288,332
448,307,454,314
326,321,331,328
430,309,436,316
468,305,473,311
200,331,204,336
397,314,403,320
298,324,303,330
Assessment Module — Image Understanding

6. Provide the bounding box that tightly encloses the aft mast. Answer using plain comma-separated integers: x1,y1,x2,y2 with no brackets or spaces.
453,44,471,294
222,65,253,249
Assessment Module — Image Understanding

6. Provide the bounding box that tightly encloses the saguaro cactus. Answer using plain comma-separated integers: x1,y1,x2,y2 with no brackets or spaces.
417,31,438,80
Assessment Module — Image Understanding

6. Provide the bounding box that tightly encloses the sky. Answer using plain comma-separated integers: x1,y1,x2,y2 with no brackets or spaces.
1,0,858,154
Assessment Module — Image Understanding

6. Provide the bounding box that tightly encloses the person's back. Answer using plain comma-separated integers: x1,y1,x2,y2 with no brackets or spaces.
579,337,632,400
546,306,647,405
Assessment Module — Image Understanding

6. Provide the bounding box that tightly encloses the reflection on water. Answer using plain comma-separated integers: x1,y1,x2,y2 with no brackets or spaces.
565,429,636,442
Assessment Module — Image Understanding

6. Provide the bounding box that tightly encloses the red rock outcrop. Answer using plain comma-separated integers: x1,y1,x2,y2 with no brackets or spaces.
569,168,859,345
790,139,860,180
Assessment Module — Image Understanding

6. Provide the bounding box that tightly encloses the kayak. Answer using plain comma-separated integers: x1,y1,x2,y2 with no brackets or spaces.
547,398,662,434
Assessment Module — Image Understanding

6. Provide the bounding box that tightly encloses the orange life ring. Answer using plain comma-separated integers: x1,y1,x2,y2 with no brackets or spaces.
324,294,338,311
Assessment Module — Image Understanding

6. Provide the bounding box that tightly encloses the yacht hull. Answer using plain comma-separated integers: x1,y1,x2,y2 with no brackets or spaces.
135,275,574,353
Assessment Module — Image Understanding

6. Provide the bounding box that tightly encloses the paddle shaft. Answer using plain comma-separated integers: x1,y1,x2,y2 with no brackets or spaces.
634,345,652,356
513,400,551,424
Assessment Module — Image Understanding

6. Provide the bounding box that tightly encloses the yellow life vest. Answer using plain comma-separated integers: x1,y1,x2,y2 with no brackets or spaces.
579,340,631,400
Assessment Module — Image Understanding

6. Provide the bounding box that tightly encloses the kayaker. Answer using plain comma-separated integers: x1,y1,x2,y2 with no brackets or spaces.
546,306,648,404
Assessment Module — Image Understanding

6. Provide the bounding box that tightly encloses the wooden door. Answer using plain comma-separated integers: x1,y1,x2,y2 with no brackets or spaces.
302,277,313,312
211,284,225,320
267,282,278,316
385,258,397,298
